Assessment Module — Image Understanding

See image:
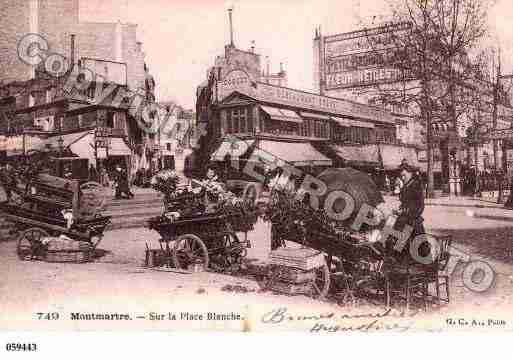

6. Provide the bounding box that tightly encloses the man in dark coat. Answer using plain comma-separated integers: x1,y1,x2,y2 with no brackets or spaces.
390,163,426,262
0,162,17,203
113,165,134,199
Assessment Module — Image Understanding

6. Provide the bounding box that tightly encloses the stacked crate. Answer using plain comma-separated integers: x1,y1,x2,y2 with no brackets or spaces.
267,247,326,295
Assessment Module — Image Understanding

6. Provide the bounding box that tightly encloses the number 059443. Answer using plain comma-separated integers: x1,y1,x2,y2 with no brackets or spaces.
5,343,38,352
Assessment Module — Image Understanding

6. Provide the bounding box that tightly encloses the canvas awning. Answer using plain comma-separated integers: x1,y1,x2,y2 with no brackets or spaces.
300,112,330,120
211,138,255,161
257,140,332,166
379,144,419,170
331,116,375,128
34,130,92,152
332,144,380,166
109,137,132,156
260,105,302,123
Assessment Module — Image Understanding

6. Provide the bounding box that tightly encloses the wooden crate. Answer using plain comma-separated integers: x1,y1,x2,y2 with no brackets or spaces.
267,280,312,296
269,247,325,271
269,265,316,284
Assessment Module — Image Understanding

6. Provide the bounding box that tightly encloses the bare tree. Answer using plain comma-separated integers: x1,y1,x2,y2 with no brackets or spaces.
356,0,492,196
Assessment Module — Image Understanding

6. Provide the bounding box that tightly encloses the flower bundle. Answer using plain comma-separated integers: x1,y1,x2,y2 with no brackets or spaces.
263,188,337,238
151,170,180,202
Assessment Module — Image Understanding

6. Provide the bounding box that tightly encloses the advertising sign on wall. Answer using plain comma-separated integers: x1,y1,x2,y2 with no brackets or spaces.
322,23,412,90
82,57,127,86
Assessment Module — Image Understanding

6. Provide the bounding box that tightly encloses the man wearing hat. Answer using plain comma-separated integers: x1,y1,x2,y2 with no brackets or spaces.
113,164,133,199
390,162,426,261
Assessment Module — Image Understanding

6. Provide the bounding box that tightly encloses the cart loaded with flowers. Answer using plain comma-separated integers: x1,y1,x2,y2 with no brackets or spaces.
261,168,387,301
147,170,258,272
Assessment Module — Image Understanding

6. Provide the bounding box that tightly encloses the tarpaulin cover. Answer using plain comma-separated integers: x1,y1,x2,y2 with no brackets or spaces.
317,167,384,227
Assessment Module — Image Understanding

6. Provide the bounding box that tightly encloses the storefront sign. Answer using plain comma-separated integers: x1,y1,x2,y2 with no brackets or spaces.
486,129,513,140
0,135,44,153
254,83,394,124
218,69,254,99
219,68,394,124
95,138,111,148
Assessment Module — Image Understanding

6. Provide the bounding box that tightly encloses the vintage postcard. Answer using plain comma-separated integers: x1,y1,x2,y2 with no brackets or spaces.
2,0,513,348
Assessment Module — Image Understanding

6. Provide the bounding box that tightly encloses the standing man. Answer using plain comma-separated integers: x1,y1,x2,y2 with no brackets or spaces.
0,162,17,203
390,163,426,262
113,165,134,199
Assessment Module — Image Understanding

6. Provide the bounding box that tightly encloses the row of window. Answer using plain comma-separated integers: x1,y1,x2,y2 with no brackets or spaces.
222,106,396,144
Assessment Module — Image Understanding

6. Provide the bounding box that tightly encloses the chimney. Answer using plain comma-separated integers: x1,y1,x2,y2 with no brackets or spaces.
250,40,255,53
228,7,234,47
266,56,270,77
70,34,75,68
280,62,284,74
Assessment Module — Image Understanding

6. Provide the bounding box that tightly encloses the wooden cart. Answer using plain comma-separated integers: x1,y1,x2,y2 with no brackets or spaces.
147,210,253,272
0,173,111,261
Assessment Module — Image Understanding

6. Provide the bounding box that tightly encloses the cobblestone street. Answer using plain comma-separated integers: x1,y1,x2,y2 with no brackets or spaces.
2,195,513,331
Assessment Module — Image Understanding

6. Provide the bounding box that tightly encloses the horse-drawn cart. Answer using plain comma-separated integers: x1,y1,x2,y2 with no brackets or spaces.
0,173,111,262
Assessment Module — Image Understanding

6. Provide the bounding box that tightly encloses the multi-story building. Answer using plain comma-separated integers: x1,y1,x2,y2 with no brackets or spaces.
312,24,513,191
196,37,408,192
0,0,157,180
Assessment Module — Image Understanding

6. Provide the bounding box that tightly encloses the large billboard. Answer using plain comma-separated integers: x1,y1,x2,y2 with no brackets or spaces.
321,23,413,90
81,58,127,86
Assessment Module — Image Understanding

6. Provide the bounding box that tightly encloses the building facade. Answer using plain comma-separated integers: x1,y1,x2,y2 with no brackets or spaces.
0,0,157,181
312,24,513,191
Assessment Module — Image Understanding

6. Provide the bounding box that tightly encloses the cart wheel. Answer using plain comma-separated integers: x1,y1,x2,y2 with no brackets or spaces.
17,228,49,261
309,263,331,300
172,234,209,271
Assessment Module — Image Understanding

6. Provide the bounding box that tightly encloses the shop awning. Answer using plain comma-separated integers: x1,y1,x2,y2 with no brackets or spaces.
332,144,380,166
109,138,132,156
260,105,302,123
35,130,92,151
257,140,332,166
379,144,419,170
331,117,353,127
300,112,330,120
211,138,255,161
331,116,375,128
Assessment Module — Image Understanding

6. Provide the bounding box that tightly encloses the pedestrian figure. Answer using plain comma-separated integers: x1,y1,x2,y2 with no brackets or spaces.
389,163,427,262
89,164,98,182
504,174,513,209
113,164,134,199
393,176,404,195
0,162,17,203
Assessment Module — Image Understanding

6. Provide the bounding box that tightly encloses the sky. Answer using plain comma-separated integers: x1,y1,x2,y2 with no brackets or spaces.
79,0,513,110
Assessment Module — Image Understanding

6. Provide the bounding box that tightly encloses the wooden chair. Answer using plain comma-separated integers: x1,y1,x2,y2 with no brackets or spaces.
431,234,452,304
382,233,452,311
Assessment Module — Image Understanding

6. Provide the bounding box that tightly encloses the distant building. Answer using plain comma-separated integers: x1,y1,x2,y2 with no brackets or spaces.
0,0,158,180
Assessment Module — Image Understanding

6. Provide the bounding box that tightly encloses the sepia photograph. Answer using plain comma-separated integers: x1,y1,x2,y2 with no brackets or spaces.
2,0,513,351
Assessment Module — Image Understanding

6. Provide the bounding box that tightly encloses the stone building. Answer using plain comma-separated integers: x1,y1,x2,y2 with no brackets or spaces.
0,0,157,181
0,0,148,92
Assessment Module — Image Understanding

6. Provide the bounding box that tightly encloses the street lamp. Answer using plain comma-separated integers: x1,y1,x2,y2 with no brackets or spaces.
57,135,64,177
57,136,64,156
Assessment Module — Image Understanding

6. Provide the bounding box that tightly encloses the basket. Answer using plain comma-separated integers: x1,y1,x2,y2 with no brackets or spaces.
44,241,94,263
144,249,169,267
45,249,92,263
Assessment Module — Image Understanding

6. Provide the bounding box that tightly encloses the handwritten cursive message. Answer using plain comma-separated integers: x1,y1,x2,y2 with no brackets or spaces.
261,307,417,333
